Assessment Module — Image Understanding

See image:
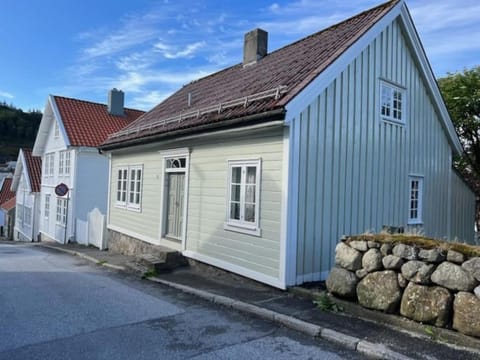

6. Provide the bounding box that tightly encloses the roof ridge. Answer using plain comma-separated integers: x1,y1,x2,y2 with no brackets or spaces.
52,95,145,113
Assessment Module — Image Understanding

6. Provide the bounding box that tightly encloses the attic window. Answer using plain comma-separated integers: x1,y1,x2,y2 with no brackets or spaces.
54,121,60,138
380,80,405,124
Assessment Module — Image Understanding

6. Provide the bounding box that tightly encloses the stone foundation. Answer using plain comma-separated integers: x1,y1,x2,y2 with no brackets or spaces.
108,229,176,257
327,235,480,338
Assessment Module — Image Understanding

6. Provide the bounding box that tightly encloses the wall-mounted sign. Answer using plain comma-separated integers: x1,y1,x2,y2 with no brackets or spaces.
55,183,69,197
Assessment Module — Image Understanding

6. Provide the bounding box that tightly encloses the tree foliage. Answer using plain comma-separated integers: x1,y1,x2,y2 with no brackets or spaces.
438,66,480,194
0,101,42,163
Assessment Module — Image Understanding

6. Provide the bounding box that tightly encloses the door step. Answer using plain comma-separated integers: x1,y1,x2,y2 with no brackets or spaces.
138,252,188,273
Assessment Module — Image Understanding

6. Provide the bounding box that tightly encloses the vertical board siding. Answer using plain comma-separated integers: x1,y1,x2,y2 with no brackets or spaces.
294,20,475,282
450,172,476,243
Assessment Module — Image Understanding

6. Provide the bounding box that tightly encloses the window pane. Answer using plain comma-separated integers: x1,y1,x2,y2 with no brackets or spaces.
230,202,240,220
231,167,241,183
245,184,255,203
136,169,142,181
246,167,256,184
245,204,255,223
231,184,241,202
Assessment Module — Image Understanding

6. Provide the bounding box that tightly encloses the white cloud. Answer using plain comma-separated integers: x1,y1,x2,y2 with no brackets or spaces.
0,90,14,99
154,41,206,59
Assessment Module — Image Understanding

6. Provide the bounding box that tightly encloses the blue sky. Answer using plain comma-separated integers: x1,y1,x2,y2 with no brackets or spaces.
0,0,478,112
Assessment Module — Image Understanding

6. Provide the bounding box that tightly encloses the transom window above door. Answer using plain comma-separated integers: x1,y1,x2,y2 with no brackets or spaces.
166,157,186,171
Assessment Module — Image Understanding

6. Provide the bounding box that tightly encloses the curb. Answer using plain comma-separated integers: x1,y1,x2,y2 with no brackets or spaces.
35,243,413,359
35,244,126,271
149,277,412,360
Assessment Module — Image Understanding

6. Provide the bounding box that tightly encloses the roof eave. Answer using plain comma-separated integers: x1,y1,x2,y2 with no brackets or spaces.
100,108,286,152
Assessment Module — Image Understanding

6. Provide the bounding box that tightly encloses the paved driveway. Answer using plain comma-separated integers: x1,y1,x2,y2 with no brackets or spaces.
0,243,363,359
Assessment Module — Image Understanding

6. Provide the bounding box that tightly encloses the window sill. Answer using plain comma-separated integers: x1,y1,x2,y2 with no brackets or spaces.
381,117,405,126
115,203,141,213
407,220,423,225
224,222,261,237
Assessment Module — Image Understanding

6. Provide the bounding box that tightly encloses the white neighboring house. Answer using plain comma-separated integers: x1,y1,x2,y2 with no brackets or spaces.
32,89,144,245
11,148,42,242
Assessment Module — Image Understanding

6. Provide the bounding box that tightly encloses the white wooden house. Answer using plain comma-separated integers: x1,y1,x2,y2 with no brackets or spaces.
11,149,42,241
32,90,144,246
100,0,475,288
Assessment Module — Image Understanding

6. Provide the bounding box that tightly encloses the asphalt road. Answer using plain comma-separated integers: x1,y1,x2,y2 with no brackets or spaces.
0,243,364,359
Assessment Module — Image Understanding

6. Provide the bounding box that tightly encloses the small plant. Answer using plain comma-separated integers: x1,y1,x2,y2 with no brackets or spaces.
424,325,445,342
142,268,158,279
313,293,343,313
97,260,107,265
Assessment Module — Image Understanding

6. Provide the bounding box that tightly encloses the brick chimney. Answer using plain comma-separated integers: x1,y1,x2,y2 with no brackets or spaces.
243,28,268,65
107,88,124,116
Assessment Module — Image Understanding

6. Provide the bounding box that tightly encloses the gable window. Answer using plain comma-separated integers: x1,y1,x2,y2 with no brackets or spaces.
54,121,60,138
380,80,405,124
115,165,143,211
56,198,67,225
408,176,423,225
45,195,50,218
224,159,261,236
59,150,71,176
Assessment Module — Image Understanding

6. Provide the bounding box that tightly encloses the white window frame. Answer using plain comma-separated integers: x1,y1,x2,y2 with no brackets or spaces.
44,194,50,218
115,165,143,211
59,150,71,176
116,168,128,206
59,151,65,175
224,159,261,236
54,121,59,138
380,80,406,125
56,198,67,226
44,153,54,177
408,176,423,225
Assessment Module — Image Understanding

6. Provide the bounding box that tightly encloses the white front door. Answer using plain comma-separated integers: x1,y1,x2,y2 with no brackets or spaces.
166,173,185,240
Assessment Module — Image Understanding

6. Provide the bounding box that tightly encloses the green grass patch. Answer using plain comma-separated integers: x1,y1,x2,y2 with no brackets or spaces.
313,293,344,313
346,234,480,258
142,268,159,279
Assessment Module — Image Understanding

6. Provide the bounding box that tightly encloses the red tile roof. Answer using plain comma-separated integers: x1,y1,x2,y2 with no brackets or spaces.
0,178,15,206
0,196,15,211
53,96,145,147
103,0,399,148
22,149,42,193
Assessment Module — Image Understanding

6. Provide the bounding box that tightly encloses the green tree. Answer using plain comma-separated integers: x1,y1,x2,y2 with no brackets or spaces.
438,66,480,189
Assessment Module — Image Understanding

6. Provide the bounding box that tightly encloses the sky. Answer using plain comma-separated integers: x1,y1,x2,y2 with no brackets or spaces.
0,0,478,112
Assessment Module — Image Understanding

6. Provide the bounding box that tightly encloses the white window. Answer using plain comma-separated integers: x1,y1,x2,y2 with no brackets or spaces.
44,153,54,177
408,176,423,224
380,81,405,124
56,198,67,225
115,165,143,211
54,121,59,138
59,152,65,175
116,168,128,205
58,150,71,176
65,151,71,175
45,195,50,218
225,159,261,236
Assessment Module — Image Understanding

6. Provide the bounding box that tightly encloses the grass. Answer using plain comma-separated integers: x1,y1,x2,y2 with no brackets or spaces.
313,293,344,313
142,268,159,279
97,260,107,265
345,233,480,258
424,325,445,342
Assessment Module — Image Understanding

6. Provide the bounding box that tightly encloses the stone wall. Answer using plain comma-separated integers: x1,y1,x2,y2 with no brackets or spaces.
108,229,173,258
327,236,480,337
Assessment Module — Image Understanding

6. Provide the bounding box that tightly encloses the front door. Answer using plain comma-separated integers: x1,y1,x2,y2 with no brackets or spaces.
166,173,185,240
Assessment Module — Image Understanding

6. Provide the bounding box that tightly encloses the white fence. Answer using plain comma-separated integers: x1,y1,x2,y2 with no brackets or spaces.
75,208,107,249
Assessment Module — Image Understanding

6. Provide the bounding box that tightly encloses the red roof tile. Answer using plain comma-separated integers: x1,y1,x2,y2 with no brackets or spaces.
0,196,15,211
22,149,42,193
54,96,145,147
103,0,399,148
0,178,15,205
